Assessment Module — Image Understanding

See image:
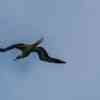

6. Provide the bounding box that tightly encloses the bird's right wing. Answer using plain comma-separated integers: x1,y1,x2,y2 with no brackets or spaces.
33,46,66,64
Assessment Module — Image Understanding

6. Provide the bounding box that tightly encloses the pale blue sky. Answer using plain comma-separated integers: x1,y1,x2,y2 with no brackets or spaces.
0,0,99,100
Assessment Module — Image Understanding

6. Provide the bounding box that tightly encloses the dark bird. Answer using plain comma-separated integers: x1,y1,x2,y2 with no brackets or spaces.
0,38,66,64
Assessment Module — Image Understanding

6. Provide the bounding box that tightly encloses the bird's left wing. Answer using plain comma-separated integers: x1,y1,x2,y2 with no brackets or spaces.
0,44,19,52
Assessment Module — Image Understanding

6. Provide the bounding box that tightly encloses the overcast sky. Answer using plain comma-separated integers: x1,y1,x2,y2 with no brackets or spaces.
0,0,99,100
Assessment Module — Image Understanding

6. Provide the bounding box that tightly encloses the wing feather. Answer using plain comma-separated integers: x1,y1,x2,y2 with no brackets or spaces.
33,46,66,64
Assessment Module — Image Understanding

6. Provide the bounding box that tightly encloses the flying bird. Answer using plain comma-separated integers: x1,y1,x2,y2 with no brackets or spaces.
0,38,66,64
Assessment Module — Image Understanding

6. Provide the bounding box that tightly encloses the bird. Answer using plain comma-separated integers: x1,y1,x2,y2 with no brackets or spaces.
0,38,66,64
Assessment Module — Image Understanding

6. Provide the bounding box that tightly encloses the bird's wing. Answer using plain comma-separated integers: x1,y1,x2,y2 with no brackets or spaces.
0,44,19,52
0,37,44,52
33,46,66,64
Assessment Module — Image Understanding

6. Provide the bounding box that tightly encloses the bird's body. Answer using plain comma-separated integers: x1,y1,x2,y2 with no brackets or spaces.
0,38,66,64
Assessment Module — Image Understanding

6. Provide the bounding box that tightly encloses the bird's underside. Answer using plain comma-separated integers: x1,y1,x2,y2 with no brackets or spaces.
0,38,66,64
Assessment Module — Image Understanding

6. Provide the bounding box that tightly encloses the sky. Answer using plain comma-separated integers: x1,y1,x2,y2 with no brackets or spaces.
0,0,99,100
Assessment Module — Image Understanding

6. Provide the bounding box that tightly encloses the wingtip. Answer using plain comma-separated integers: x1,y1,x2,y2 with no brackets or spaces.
59,60,67,64
63,61,67,64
